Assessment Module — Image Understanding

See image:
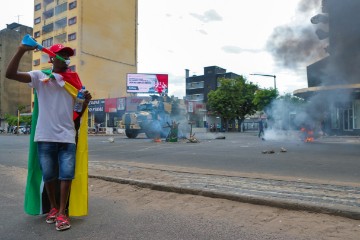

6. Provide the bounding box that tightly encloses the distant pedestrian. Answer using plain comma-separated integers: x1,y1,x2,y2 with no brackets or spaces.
258,119,265,139
216,123,221,132
95,122,99,134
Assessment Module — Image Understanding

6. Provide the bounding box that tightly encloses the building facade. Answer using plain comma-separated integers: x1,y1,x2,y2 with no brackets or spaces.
0,23,33,127
185,66,240,128
32,0,138,127
294,0,360,136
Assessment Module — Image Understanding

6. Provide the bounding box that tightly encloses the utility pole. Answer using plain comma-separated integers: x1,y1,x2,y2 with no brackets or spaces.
250,73,277,90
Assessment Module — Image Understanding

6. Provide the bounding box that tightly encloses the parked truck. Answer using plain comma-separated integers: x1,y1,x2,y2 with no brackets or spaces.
119,95,172,138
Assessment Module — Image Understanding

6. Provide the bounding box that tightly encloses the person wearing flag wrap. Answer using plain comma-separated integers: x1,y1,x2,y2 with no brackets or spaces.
6,42,92,231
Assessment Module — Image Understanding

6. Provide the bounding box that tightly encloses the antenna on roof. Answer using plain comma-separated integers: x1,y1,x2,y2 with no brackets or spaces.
15,15,23,24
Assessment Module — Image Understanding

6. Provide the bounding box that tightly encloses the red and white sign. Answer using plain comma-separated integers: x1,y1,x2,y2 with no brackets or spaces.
127,73,168,94
105,98,117,113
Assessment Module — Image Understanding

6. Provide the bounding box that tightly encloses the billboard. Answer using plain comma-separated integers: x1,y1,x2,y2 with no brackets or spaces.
127,73,168,94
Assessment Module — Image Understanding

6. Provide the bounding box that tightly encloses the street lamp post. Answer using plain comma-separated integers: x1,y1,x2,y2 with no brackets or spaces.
250,73,276,90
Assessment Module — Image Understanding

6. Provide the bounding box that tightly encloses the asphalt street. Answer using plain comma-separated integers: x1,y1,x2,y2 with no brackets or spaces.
1,131,360,221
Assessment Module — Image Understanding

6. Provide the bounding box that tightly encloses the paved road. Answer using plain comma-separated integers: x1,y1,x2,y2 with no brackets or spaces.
87,131,360,183
2,132,360,183
1,132,360,220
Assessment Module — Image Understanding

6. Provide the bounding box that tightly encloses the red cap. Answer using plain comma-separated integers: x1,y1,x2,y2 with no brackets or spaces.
49,44,74,56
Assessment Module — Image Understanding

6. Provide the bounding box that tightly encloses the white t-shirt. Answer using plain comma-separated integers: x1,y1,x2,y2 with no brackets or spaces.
28,70,75,144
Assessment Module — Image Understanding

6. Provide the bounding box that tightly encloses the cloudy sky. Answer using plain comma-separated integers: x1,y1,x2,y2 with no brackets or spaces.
1,0,325,98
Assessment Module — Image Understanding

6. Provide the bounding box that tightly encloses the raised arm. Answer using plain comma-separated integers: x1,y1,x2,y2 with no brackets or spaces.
6,45,36,83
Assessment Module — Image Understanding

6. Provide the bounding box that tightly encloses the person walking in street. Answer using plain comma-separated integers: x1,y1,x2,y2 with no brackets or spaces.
258,118,265,140
6,41,91,231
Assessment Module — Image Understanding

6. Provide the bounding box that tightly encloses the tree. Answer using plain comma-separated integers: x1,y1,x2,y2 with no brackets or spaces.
253,88,279,111
278,93,306,105
207,77,258,131
4,110,32,129
253,88,279,119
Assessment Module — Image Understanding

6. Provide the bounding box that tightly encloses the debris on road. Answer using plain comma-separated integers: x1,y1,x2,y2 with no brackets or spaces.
215,136,226,139
262,150,275,154
187,133,200,143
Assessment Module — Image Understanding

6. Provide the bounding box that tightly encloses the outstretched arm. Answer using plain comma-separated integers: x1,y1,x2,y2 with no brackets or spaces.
6,45,36,83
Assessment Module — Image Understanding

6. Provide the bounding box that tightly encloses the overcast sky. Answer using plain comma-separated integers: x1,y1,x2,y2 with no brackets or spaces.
1,0,324,98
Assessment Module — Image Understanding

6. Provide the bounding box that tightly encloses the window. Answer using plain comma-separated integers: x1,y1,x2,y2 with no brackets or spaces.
34,17,41,25
68,16,77,25
44,0,54,6
55,3,67,15
354,100,360,129
43,9,54,20
35,3,41,11
330,105,340,129
68,33,76,41
42,23,54,34
42,37,53,48
187,81,204,89
34,31,41,38
54,33,66,44
54,17,67,30
188,94,204,101
33,59,40,66
69,1,77,10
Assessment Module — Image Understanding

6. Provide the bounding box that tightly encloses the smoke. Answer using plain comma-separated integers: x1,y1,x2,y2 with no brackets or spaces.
267,26,326,69
266,0,326,69
263,88,353,141
296,0,320,12
263,0,360,139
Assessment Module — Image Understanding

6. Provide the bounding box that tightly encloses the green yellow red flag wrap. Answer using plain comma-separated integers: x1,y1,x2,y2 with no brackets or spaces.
24,70,88,217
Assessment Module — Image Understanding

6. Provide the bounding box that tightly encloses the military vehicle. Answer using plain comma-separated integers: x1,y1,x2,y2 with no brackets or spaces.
119,96,172,138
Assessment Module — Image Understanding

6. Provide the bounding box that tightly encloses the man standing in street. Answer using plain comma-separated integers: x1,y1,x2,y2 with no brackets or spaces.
6,41,91,231
258,118,265,140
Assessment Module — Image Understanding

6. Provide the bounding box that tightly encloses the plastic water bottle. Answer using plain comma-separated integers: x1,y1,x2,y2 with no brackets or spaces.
74,86,86,112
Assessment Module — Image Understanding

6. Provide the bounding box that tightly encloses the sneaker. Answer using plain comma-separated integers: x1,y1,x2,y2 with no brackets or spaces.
45,208,59,224
55,214,71,231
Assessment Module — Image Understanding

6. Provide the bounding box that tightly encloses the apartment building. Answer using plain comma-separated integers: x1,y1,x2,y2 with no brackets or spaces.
0,23,33,126
185,66,240,128
32,0,138,101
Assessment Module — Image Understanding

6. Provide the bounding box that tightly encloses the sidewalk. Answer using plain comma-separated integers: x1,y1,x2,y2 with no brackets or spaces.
89,160,360,220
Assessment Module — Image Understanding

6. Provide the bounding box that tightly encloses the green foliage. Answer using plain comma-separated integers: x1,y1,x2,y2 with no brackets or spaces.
278,93,306,105
4,114,18,126
253,88,279,112
4,113,32,126
207,76,258,122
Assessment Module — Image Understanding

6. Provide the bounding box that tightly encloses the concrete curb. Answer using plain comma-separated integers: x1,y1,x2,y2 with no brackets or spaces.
89,174,360,220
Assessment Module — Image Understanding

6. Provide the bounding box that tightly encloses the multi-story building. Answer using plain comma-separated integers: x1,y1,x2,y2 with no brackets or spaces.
32,0,138,125
0,23,33,127
294,0,360,136
185,66,240,128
